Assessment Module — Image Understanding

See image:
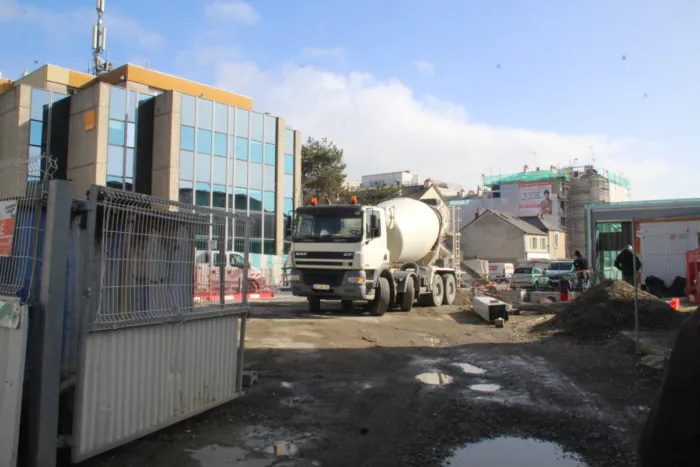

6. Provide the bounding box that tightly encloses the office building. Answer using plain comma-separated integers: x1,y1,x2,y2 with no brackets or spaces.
0,64,301,268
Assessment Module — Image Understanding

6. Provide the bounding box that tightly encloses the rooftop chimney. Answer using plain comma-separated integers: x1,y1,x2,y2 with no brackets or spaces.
424,178,432,188
523,165,530,173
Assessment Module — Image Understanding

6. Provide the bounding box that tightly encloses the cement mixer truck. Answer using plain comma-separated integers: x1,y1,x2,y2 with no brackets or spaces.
287,197,460,315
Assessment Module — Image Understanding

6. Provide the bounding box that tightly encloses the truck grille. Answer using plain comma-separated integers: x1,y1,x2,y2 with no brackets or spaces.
302,269,344,287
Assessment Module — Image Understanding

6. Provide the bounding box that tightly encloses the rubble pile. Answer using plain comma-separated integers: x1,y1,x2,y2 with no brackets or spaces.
454,288,473,308
533,279,686,337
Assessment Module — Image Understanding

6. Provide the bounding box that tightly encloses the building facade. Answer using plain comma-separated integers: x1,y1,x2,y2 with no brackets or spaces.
0,64,302,269
361,170,420,188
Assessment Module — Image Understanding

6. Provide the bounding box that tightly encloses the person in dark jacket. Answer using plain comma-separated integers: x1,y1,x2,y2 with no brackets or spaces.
573,250,589,291
615,245,642,285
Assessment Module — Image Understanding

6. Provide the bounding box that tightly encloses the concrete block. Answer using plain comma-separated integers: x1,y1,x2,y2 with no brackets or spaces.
473,296,509,323
242,371,258,387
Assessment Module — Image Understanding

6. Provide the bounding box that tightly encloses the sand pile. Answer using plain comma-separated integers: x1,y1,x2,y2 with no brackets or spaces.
533,279,686,337
454,288,473,308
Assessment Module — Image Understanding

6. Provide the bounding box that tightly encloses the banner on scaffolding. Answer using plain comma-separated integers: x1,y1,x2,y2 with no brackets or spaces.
518,182,559,221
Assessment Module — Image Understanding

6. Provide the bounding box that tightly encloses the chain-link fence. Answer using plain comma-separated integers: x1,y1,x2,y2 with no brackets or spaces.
87,186,251,330
0,155,56,303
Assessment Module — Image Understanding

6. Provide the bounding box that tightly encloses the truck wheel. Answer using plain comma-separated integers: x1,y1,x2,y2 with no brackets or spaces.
427,275,444,307
341,300,353,311
399,278,415,312
369,277,390,316
308,297,321,313
442,274,456,305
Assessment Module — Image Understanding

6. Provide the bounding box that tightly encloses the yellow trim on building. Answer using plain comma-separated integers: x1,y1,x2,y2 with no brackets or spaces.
97,64,253,109
0,78,12,95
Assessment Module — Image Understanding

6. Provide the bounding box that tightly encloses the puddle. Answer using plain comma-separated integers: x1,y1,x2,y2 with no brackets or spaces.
453,362,486,375
416,372,454,385
280,381,294,389
444,437,588,466
189,445,273,467
469,383,500,393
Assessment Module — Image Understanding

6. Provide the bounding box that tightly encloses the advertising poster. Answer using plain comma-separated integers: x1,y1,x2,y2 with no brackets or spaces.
518,182,553,217
0,200,17,257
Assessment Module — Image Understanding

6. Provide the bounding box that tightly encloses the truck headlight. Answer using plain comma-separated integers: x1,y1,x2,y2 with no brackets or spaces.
289,273,300,281
347,276,365,284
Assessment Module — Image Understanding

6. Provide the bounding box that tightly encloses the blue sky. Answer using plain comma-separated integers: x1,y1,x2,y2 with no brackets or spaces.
1,0,698,199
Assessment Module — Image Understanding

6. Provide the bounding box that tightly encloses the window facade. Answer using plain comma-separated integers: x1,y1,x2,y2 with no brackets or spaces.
107,87,154,191
178,93,290,256
28,88,69,180
283,128,296,253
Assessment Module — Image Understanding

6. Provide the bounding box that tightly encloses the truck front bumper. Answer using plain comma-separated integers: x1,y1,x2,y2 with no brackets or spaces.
288,268,373,301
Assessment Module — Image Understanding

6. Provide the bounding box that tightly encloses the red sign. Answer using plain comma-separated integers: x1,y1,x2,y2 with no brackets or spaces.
0,201,17,256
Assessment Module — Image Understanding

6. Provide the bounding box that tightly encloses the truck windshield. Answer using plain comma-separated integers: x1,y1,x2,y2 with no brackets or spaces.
293,206,364,242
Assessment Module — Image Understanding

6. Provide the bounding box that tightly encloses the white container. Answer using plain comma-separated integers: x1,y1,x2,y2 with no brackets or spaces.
488,262,514,280
378,197,442,264
473,296,509,322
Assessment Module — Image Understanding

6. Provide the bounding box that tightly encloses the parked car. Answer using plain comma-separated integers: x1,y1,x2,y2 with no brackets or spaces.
510,265,550,290
545,260,575,288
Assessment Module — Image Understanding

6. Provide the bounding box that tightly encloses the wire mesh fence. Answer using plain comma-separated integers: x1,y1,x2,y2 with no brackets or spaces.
0,155,56,303
89,186,251,330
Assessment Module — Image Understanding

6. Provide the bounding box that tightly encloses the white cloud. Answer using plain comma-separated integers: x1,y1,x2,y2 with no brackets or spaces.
206,1,260,25
176,45,240,69
0,0,20,21
212,61,683,200
301,47,344,58
412,60,435,76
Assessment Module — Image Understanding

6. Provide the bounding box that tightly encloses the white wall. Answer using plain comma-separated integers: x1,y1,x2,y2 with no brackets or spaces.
609,182,631,202
361,171,420,188
639,219,700,285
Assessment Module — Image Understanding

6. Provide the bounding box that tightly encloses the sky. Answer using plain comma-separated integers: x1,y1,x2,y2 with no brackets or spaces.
1,0,698,200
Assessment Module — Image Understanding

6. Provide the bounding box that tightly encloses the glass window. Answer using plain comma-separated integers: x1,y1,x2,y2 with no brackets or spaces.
181,94,196,126
235,108,249,137
235,160,247,187
106,176,124,190
264,165,275,191
127,91,137,122
250,212,262,238
215,103,228,133
108,120,125,145
249,239,262,254
180,150,194,179
284,155,294,175
235,188,247,210
235,137,248,160
228,158,234,186
541,238,547,249
179,180,193,203
284,174,294,198
263,191,275,212
265,143,276,165
197,98,213,130
195,182,211,207
213,185,226,208
214,132,227,156
250,112,263,141
28,145,41,159
196,153,211,182
125,148,134,178
249,190,263,211
126,122,136,147
212,156,226,185
250,141,263,163
284,129,295,155
107,145,124,176
29,120,43,146
197,129,212,154
30,89,50,120
264,214,275,239
283,198,294,216
109,87,127,120
264,115,277,144
264,240,275,255
250,162,262,189
228,106,236,134
181,125,195,151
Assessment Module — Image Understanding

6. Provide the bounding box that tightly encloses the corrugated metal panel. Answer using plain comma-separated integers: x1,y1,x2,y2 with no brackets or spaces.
73,315,241,462
0,303,28,467
640,220,700,285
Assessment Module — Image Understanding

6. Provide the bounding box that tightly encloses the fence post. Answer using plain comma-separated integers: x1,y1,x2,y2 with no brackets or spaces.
27,180,73,467
242,219,250,304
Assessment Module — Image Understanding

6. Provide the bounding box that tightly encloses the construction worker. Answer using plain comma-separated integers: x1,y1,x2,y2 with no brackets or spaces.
614,245,642,285
573,250,589,291
559,274,573,302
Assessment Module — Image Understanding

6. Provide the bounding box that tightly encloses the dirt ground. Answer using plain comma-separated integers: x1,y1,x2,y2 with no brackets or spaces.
80,296,668,467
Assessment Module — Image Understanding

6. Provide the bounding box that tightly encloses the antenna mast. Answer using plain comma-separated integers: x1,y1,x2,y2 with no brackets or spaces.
91,0,113,75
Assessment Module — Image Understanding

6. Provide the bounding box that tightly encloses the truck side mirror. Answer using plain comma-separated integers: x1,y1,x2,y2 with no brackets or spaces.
370,214,381,237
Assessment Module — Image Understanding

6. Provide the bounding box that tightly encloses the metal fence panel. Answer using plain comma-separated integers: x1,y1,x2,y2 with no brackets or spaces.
72,314,242,462
74,186,250,462
0,299,28,467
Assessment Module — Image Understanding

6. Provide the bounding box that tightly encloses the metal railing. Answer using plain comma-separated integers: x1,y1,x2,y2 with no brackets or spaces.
0,155,56,304
86,186,252,330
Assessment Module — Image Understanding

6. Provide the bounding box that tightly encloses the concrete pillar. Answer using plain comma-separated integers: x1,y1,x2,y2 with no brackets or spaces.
274,117,286,255
293,130,302,207
151,91,180,201
67,82,109,198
